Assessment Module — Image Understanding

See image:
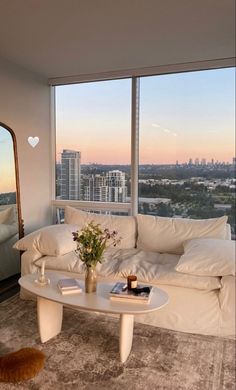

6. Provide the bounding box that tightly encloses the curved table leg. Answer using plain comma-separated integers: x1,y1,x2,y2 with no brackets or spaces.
37,297,63,342
119,314,134,363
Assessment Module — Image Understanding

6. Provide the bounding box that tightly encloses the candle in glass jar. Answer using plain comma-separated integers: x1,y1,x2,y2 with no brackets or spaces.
127,275,137,290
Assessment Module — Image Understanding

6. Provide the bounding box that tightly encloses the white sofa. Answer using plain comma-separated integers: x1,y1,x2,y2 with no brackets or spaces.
15,206,235,339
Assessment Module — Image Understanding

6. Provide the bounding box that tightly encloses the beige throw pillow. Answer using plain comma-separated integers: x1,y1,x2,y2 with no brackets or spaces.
14,224,77,256
175,238,235,276
137,214,228,254
64,206,136,249
0,206,15,224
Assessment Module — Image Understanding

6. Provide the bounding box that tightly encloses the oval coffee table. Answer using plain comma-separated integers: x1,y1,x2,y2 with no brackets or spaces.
19,272,169,363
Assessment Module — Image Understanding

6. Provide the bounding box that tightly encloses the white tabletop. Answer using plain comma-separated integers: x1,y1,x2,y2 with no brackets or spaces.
19,272,169,315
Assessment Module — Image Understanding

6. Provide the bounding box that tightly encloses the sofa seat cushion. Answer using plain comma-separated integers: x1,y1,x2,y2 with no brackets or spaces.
35,248,221,291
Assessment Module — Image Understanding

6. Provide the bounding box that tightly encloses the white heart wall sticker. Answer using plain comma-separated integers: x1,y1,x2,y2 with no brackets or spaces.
28,136,39,148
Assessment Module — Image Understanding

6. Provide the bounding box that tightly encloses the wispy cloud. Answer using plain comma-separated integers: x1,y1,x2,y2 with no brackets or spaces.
164,128,178,137
151,123,178,137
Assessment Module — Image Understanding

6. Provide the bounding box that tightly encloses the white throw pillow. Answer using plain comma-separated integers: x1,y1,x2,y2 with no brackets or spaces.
137,214,228,254
175,238,235,276
64,206,136,249
0,206,15,224
0,223,18,244
14,224,77,256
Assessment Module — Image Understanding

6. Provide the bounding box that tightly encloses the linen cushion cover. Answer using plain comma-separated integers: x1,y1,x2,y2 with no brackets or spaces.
64,206,136,249
175,238,235,276
34,249,221,291
137,214,228,254
14,224,78,256
0,223,18,244
0,206,15,224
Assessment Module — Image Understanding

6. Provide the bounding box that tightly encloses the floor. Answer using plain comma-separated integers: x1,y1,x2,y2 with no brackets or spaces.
0,273,20,303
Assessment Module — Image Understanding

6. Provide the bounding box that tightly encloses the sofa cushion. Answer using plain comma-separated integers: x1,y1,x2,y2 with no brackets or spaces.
35,248,221,291
137,214,228,254
64,206,136,249
14,224,78,256
0,206,15,224
175,238,236,276
0,223,18,244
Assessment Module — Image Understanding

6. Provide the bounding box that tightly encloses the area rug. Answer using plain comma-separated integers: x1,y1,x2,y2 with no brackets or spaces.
0,295,235,390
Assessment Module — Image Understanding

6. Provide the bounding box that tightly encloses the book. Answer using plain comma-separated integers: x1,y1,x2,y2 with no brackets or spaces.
110,296,151,304
57,278,82,291
58,287,82,295
57,279,82,295
110,282,153,303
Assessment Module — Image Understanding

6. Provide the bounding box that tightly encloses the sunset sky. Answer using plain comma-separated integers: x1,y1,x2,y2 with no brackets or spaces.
56,67,235,164
0,127,16,193
0,68,235,194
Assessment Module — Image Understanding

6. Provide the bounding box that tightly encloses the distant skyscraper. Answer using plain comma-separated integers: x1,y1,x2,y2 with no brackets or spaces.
211,158,214,166
201,158,206,165
195,158,199,166
61,149,81,200
233,157,236,166
188,158,193,165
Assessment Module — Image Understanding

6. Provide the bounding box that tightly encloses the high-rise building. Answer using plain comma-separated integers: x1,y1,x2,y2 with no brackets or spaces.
106,170,127,202
233,157,236,166
188,158,193,165
201,158,206,165
195,158,199,165
61,149,81,200
83,174,108,202
83,170,127,202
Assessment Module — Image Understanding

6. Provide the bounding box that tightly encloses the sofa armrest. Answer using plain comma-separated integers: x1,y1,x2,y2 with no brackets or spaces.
21,249,43,276
219,275,235,337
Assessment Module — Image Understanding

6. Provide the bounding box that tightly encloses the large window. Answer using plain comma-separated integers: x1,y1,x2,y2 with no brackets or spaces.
56,79,131,204
55,67,235,236
139,68,235,236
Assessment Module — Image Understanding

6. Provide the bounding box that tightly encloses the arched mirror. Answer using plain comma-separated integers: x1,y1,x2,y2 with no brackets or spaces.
0,122,24,287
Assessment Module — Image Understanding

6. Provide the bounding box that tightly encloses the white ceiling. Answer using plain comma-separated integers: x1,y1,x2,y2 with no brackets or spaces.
0,0,235,79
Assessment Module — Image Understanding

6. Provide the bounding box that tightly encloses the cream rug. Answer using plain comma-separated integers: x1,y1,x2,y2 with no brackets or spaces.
0,295,235,390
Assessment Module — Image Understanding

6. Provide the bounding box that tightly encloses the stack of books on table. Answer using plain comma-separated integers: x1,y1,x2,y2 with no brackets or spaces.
110,282,153,304
57,278,82,295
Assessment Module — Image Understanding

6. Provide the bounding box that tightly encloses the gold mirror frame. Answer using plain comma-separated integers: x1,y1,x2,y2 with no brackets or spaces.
0,122,24,239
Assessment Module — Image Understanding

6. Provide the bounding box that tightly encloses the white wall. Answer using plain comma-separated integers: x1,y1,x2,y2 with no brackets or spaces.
0,58,52,233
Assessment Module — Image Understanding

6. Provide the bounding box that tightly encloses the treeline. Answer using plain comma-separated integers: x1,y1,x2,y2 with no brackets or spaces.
0,192,16,205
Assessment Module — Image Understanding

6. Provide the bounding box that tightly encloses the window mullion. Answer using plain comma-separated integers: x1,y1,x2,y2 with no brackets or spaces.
131,77,140,216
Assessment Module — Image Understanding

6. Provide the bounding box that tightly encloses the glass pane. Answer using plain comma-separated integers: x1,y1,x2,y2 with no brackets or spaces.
56,79,131,203
139,68,235,238
0,125,20,280
0,127,16,205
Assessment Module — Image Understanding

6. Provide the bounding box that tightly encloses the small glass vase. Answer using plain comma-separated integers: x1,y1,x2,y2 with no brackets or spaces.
85,265,97,293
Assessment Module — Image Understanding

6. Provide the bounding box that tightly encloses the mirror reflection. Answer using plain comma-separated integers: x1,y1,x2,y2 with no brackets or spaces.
0,125,20,281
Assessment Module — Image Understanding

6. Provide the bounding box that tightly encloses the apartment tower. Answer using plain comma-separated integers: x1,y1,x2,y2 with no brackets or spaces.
61,149,81,200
